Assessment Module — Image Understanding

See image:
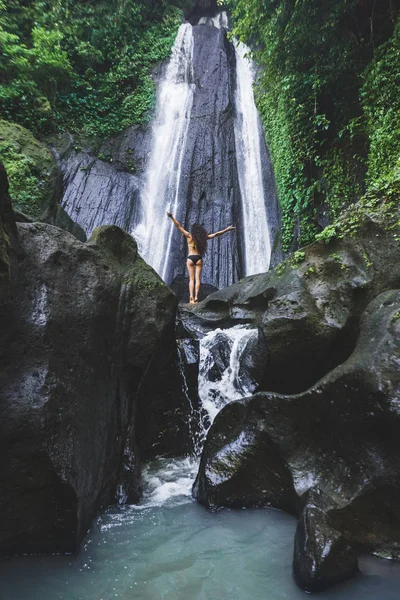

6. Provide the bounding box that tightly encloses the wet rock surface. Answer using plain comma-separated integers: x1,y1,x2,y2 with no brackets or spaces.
193,398,298,512
0,216,189,556
193,287,400,590
293,488,359,592
54,137,144,237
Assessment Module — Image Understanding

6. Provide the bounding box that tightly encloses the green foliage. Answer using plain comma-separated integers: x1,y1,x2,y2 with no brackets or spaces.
229,0,399,251
0,119,54,218
315,191,400,245
0,0,183,136
361,19,400,196
291,250,306,266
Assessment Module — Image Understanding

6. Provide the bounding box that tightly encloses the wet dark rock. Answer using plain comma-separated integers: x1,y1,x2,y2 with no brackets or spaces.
57,146,143,237
41,166,87,242
180,212,400,394
0,220,189,556
194,288,400,590
193,398,298,512
0,163,16,305
293,488,359,593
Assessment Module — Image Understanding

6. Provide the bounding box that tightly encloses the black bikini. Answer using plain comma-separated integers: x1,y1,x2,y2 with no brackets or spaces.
188,254,202,265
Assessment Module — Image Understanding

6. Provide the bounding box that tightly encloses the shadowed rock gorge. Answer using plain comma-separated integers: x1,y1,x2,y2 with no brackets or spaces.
1,1,400,597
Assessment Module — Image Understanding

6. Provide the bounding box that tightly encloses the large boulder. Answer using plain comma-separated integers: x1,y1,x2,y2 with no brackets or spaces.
0,216,189,556
194,288,400,590
293,488,359,592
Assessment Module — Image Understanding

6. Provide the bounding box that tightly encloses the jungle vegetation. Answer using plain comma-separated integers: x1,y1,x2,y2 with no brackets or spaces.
229,0,400,249
0,0,193,137
1,0,400,250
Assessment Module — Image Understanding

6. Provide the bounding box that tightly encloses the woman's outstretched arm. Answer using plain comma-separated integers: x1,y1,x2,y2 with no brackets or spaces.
167,212,189,237
207,225,235,239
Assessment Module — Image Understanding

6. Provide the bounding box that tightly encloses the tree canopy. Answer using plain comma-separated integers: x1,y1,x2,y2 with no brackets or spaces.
0,0,190,136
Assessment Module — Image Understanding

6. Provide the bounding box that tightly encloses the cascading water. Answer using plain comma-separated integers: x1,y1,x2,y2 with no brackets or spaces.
132,24,194,280
234,42,272,275
197,326,260,431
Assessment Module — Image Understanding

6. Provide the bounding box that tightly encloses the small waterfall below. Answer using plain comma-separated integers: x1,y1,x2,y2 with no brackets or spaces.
234,42,272,275
197,326,260,431
132,23,194,280
138,324,262,508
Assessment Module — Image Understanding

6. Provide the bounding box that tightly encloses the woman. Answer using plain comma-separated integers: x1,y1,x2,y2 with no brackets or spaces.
167,211,235,303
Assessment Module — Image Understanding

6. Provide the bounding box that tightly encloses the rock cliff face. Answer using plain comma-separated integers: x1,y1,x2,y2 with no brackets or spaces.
54,130,147,237
0,168,190,556
185,203,400,591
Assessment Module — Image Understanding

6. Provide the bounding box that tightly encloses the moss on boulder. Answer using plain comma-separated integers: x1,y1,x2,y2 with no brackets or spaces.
0,120,55,219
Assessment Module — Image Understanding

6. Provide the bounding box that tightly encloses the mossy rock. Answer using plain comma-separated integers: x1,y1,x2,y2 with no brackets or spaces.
0,120,56,219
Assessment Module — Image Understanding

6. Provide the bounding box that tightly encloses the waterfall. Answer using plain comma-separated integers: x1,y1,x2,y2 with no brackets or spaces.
131,11,275,287
138,325,262,507
198,326,260,426
132,24,194,280
234,42,272,275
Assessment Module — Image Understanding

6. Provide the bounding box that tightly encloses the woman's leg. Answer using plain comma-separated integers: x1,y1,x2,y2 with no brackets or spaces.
187,259,195,303
194,260,203,302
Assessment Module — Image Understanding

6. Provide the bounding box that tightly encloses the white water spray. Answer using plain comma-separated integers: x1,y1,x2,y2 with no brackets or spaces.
234,42,271,275
132,24,194,280
198,326,259,425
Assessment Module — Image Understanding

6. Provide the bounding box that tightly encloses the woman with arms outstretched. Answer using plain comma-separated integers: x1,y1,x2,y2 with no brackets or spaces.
167,212,235,304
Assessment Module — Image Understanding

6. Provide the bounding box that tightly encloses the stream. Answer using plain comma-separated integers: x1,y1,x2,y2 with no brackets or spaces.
2,460,400,600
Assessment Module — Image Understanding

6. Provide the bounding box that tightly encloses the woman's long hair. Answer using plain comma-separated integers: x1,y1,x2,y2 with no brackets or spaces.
191,223,208,256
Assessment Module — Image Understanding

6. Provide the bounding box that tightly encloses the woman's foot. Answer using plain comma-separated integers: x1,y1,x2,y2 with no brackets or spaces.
194,298,199,303
189,296,195,304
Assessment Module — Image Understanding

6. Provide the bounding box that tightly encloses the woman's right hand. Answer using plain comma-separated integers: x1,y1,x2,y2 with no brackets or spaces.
167,211,172,218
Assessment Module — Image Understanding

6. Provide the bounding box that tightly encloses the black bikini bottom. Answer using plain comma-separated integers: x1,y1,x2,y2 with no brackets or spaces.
188,254,202,265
